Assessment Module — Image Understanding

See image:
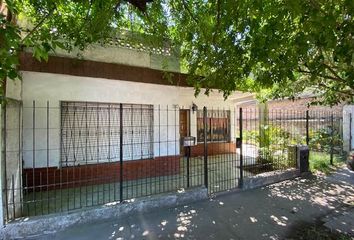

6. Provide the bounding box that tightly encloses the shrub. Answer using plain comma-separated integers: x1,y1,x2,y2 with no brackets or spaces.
244,125,294,170
309,127,342,153
257,147,290,170
244,125,291,150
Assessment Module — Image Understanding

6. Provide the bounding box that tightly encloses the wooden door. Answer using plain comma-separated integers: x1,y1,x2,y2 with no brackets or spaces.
179,109,190,155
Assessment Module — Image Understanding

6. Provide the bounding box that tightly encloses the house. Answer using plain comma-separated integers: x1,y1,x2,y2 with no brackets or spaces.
3,35,254,220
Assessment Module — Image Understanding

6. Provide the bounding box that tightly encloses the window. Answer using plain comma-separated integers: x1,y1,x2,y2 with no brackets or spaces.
61,102,153,166
197,110,230,143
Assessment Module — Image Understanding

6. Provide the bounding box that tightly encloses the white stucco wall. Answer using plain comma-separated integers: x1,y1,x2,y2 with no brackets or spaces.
2,101,22,219
343,105,354,152
20,71,244,169
5,79,22,101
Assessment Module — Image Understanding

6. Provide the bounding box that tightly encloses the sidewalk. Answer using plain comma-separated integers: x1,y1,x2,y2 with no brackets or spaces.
321,167,354,237
33,167,354,240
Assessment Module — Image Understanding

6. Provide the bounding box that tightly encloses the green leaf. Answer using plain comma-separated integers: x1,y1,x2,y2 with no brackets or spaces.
8,69,18,80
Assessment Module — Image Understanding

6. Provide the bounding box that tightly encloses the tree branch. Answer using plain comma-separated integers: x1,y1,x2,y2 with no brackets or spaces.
323,63,345,82
318,82,354,97
4,1,12,23
21,7,55,44
298,68,343,82
308,0,326,15
181,0,199,24
77,0,94,34
319,49,347,83
299,67,354,99
114,0,122,13
212,0,221,44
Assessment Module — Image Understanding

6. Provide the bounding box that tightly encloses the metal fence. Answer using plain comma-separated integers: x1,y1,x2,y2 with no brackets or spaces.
241,108,344,175
1,101,344,222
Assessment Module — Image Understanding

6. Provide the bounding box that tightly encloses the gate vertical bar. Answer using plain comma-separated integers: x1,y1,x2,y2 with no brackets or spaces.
3,105,9,221
186,146,190,188
119,103,123,202
19,103,23,217
0,105,4,225
32,101,36,215
330,113,334,165
46,101,50,212
306,110,309,146
0,104,8,224
203,107,208,189
11,174,15,218
350,113,352,152
108,104,111,202
239,108,243,188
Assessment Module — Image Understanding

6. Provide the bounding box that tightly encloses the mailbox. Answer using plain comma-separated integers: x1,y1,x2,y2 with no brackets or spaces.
182,136,196,147
236,137,242,148
182,136,195,188
297,145,310,173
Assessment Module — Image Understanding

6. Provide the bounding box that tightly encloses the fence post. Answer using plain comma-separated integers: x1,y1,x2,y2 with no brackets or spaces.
239,108,243,188
203,107,208,189
306,110,310,146
330,114,334,165
186,146,190,188
119,103,123,202
0,104,4,227
258,103,268,149
3,105,8,222
350,113,352,152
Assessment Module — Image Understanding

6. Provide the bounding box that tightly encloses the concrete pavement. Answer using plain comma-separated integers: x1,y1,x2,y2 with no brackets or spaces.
31,167,354,240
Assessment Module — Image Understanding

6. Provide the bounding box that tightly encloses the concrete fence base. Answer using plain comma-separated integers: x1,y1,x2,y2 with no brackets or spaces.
242,169,301,190
0,187,208,240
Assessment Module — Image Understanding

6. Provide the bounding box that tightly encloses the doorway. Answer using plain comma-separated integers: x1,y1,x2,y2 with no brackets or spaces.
179,109,190,155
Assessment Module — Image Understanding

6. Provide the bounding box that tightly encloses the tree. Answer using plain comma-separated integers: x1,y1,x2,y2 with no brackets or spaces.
159,0,354,105
1,0,353,105
0,0,158,100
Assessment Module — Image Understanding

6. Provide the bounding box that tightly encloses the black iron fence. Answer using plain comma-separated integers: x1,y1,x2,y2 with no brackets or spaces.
241,108,344,175
1,101,345,222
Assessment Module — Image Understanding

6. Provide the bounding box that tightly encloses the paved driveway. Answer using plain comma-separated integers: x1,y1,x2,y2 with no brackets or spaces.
36,167,354,240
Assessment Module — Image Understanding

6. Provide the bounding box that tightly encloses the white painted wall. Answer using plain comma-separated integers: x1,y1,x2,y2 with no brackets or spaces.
5,79,22,101
343,105,354,152
2,101,22,219
20,71,246,168
34,43,181,73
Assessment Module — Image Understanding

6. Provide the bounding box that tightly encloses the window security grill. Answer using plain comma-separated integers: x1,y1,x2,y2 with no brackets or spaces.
61,102,153,166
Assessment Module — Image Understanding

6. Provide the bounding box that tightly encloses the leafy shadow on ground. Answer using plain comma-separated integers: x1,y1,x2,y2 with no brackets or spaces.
285,219,353,240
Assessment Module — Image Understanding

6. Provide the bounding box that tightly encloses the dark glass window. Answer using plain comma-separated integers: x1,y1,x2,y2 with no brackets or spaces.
197,110,230,143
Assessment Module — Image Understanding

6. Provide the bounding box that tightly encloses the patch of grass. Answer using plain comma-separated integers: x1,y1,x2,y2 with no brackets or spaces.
309,151,345,174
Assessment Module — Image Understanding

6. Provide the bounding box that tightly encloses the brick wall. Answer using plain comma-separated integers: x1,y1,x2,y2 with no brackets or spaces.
23,156,181,192
190,142,236,157
239,97,344,113
23,142,236,192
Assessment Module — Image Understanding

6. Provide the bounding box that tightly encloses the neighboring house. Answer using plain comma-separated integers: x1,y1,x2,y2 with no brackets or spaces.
238,94,344,113
5,37,254,193
235,94,346,152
